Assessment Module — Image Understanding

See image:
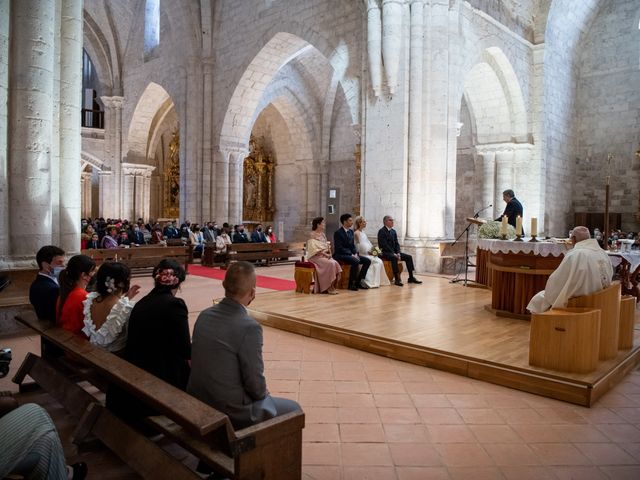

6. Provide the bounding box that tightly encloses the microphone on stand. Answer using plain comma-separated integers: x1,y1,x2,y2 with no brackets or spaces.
473,204,493,219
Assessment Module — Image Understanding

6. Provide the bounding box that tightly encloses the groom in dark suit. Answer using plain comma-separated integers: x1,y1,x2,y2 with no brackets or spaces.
333,213,371,291
377,215,422,286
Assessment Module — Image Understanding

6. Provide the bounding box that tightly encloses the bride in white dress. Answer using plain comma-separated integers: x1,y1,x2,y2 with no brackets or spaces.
354,216,390,288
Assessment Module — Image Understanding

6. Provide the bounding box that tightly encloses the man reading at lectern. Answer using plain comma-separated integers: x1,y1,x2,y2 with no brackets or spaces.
496,189,524,233
527,226,613,313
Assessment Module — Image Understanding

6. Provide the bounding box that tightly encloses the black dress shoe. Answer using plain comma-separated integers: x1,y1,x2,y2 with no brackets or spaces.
394,280,404,286
359,280,370,289
407,277,422,284
71,462,88,480
348,284,359,291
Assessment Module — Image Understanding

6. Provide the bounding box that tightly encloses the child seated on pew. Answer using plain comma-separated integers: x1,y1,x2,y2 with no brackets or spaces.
82,262,141,354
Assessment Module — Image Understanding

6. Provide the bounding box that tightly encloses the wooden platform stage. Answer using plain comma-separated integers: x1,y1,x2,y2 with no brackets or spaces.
249,276,640,407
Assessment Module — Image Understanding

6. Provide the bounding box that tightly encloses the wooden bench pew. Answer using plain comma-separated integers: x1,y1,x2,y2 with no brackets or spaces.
0,267,38,308
82,245,191,275
14,311,305,479
226,242,296,267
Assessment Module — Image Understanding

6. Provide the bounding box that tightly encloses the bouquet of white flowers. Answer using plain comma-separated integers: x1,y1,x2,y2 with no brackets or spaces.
370,246,382,257
478,221,516,239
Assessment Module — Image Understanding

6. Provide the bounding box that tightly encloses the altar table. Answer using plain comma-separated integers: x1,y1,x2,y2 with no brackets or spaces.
477,239,570,317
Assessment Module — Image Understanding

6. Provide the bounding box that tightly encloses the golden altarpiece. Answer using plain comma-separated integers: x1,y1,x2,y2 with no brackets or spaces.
243,135,275,224
163,131,180,219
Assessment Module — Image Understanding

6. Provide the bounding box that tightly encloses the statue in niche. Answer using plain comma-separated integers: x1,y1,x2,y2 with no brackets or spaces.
243,135,275,222
164,131,180,218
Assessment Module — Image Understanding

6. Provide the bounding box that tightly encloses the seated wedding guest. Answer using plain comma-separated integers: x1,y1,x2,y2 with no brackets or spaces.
333,213,371,291
189,226,205,254
130,224,145,245
85,233,100,249
251,224,268,243
125,258,190,387
57,255,96,336
150,224,164,244
118,230,131,247
266,225,276,243
101,226,119,249
233,224,250,243
0,403,87,480
80,224,94,250
188,262,301,429
377,215,422,286
307,217,342,294
108,258,190,423
354,216,389,288
202,222,217,243
82,262,140,354
163,221,180,239
527,226,613,313
30,245,65,321
216,226,233,253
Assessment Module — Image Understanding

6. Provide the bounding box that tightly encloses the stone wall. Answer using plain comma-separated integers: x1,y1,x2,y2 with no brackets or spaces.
575,0,640,232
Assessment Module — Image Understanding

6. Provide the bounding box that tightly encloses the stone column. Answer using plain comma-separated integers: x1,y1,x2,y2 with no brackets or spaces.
406,0,424,238
0,0,9,257
366,0,383,96
98,171,112,219
58,0,83,253
8,0,56,258
475,149,496,218
228,152,244,223
101,96,125,218
142,171,152,220
122,168,135,221
213,149,230,222
494,148,515,213
81,172,92,218
382,0,404,95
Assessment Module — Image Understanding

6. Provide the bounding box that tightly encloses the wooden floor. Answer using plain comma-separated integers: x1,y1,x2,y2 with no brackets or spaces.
249,275,640,406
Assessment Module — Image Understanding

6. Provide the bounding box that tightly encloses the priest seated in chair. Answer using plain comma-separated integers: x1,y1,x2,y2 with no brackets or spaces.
527,226,613,313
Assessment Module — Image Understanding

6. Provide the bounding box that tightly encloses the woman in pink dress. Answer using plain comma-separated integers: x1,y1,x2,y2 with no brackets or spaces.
307,217,342,294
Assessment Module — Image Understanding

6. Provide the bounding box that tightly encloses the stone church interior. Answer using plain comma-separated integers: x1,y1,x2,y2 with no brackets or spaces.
1,0,640,478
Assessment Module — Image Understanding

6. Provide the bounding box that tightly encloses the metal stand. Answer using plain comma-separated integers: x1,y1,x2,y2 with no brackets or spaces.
450,221,480,287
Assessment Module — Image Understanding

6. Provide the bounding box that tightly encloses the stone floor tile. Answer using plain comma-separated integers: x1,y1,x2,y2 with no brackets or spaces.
457,408,505,425
499,465,557,479
339,423,386,443
337,406,381,424
374,393,414,408
341,466,397,479
370,381,407,394
299,392,337,408
404,382,444,394
497,408,549,425
469,424,522,443
426,425,476,443
366,369,401,382
335,393,375,408
528,443,591,466
574,443,638,465
446,393,490,409
300,380,336,393
417,407,464,425
302,442,341,466
549,466,609,480
410,394,452,408
552,424,610,443
396,466,449,480
378,407,421,424
383,424,432,444
303,423,340,443
335,381,371,394
340,443,393,466
388,443,442,466
483,443,539,466
302,465,343,480
598,465,640,479
304,406,339,424
434,443,493,467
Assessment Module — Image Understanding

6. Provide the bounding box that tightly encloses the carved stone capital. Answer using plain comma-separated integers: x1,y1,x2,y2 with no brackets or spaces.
121,162,156,177
100,96,125,109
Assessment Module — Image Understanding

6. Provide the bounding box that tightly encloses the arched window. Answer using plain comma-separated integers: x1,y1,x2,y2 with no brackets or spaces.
144,0,160,55
82,49,103,129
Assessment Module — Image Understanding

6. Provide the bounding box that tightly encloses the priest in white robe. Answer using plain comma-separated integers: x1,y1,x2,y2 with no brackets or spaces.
527,226,613,313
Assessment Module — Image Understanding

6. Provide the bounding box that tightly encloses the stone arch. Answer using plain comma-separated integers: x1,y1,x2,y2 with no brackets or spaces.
455,47,530,233
82,10,118,95
126,82,175,165
80,151,108,172
219,29,356,151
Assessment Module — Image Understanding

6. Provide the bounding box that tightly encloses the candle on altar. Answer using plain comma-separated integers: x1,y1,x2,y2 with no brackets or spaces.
530,217,538,237
515,215,522,236
500,215,508,235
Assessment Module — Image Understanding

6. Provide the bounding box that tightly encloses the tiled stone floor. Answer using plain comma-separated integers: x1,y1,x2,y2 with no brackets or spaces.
2,265,639,479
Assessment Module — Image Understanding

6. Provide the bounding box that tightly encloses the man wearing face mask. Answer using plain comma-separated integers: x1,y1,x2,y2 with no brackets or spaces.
232,224,250,243
29,245,66,321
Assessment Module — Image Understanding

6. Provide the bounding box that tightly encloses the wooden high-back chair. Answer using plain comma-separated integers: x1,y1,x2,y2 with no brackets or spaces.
567,281,621,360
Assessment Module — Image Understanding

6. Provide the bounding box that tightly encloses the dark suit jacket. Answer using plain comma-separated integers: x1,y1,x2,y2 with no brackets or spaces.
251,231,267,243
496,198,524,229
232,232,249,243
131,231,145,245
188,297,274,429
29,274,59,321
378,227,401,255
333,228,356,257
86,240,100,249
124,288,191,390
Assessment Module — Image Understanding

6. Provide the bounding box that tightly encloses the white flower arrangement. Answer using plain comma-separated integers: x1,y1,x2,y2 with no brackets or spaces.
478,221,516,239
370,246,382,257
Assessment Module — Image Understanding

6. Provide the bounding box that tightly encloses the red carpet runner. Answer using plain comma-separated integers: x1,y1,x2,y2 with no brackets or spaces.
189,264,295,291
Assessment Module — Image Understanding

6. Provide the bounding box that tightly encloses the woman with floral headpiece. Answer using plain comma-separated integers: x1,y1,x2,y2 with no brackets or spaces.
82,262,140,354
107,258,191,423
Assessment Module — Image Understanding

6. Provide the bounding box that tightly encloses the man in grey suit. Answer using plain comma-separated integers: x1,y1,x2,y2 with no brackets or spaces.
187,261,301,429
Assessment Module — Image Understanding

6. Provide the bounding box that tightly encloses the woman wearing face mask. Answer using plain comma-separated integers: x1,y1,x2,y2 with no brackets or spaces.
265,225,276,243
57,255,97,337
